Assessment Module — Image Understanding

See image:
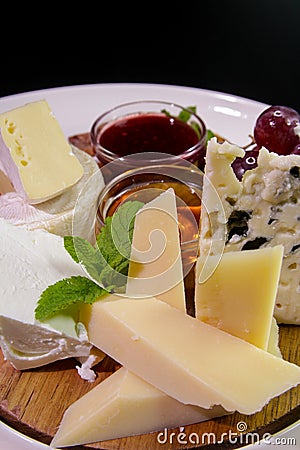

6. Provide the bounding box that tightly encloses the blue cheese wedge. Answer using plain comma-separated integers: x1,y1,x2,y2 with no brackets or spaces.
0,100,84,204
0,218,92,369
199,138,300,324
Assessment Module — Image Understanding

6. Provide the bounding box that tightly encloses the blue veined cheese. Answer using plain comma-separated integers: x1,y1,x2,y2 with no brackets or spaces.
0,146,104,243
199,138,300,324
0,100,84,204
0,218,92,369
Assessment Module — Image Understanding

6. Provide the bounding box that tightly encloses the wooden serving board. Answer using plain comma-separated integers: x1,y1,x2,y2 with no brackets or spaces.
0,137,299,449
0,270,299,450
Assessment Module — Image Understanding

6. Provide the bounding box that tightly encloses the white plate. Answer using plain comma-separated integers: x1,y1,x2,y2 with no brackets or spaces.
0,83,299,449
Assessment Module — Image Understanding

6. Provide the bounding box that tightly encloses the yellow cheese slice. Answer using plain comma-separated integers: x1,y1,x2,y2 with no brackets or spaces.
0,100,84,204
80,295,300,415
195,246,283,350
126,188,185,310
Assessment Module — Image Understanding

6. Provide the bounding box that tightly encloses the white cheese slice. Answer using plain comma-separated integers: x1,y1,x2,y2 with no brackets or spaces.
0,146,104,243
80,295,300,415
0,100,84,204
199,138,300,324
0,218,92,369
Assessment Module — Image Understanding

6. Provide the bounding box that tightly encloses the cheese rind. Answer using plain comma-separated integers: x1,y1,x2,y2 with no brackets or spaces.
51,368,226,447
0,100,84,204
80,295,300,415
195,246,283,350
0,146,104,243
0,218,92,369
200,138,300,324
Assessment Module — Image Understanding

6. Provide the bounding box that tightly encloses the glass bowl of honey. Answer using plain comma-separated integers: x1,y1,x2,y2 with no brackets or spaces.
90,100,207,173
97,157,203,276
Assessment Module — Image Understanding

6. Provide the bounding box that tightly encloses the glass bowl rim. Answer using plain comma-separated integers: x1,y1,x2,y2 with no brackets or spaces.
90,100,207,163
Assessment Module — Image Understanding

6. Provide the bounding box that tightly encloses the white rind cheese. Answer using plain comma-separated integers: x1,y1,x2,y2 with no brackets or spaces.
0,146,104,243
0,218,92,369
0,100,84,204
200,138,300,324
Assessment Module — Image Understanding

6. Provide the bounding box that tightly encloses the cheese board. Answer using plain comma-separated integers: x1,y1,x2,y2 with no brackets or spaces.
0,284,299,449
0,83,299,449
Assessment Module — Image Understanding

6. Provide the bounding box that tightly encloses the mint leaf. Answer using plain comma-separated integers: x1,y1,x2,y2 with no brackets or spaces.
35,276,106,321
35,200,144,321
110,200,144,261
178,105,197,123
64,235,104,283
96,200,144,290
162,105,197,123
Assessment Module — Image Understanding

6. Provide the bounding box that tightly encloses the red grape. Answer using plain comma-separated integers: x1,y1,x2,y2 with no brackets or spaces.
232,147,259,180
254,105,300,155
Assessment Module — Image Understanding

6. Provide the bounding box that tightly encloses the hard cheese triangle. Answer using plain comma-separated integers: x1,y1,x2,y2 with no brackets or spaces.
51,359,225,447
195,246,283,351
80,296,300,415
126,188,185,309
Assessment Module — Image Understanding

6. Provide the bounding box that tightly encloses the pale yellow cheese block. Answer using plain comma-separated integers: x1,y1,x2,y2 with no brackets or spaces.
268,318,282,358
80,295,300,415
126,188,185,310
0,100,84,204
195,246,283,350
51,367,226,448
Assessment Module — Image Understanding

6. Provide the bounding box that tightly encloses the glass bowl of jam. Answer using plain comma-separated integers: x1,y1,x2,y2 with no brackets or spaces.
97,157,203,277
90,101,207,171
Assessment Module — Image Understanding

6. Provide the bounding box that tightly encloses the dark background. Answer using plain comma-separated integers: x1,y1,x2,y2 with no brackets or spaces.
1,1,299,112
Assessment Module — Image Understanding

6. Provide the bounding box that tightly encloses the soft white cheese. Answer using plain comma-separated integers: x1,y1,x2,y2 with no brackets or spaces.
0,218,92,369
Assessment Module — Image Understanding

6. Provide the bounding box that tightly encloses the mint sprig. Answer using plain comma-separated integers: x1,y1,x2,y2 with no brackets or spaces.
35,276,106,321
35,200,144,322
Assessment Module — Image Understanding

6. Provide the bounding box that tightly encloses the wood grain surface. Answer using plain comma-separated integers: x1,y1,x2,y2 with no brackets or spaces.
0,137,299,449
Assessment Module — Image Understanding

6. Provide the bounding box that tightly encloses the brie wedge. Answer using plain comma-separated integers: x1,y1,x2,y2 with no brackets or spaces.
0,146,104,243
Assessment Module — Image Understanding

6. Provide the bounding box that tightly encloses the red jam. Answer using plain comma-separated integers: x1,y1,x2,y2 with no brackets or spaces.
98,113,200,157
